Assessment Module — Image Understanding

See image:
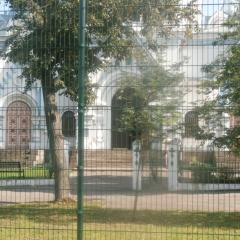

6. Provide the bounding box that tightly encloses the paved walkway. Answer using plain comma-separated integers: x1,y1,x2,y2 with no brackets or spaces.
1,188,240,212
1,173,240,212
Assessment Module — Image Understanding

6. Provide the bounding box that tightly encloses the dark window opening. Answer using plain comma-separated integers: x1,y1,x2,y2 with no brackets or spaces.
185,111,199,137
62,111,76,137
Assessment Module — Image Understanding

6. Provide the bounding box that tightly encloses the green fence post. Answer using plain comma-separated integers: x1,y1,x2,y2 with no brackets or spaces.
78,0,87,240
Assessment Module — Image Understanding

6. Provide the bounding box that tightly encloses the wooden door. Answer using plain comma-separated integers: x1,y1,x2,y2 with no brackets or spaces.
6,101,31,148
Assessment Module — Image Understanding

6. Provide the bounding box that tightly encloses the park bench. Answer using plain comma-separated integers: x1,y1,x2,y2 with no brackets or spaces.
0,161,25,178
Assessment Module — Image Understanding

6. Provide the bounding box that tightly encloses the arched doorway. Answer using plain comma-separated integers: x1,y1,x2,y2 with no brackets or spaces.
6,101,31,148
111,88,139,149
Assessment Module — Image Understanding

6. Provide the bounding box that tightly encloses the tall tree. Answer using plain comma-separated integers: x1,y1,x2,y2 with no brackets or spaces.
116,58,183,178
197,2,240,153
117,66,182,144
3,0,198,201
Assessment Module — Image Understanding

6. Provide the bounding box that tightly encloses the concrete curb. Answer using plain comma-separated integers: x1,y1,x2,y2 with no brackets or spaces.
0,179,54,187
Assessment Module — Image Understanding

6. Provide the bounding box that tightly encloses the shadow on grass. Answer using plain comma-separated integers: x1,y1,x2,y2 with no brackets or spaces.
0,203,240,229
85,208,240,229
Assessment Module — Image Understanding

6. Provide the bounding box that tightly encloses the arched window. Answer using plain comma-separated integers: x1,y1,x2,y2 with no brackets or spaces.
185,111,199,137
62,111,76,137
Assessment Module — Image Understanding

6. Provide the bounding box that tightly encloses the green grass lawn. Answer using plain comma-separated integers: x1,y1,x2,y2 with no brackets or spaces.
0,166,51,179
0,202,240,240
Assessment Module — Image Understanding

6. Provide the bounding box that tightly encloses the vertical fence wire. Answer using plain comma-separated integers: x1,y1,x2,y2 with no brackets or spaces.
77,0,86,239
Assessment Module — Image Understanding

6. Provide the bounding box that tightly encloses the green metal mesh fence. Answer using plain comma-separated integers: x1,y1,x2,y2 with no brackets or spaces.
0,0,240,239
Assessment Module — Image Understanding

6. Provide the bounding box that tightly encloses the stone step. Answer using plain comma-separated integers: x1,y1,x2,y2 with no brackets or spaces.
84,149,132,168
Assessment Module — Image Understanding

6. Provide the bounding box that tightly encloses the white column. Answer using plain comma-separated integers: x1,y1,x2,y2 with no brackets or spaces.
132,140,142,191
168,140,178,191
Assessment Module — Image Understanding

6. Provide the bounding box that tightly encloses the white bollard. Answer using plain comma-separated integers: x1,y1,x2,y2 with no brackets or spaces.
132,140,142,191
168,140,178,191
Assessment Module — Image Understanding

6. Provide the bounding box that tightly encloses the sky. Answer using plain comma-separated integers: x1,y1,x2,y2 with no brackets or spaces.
202,0,224,16
0,1,8,13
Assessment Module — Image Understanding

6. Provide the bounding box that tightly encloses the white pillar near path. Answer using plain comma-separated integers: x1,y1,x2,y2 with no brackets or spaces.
168,139,178,191
132,140,142,191
64,139,70,170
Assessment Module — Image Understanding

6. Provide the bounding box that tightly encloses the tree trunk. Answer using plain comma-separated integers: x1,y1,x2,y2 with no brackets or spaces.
42,85,71,201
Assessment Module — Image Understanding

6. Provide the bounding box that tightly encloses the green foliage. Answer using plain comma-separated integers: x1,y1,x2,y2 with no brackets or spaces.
180,150,240,183
190,162,215,183
116,64,183,143
4,0,198,102
217,166,235,182
0,166,52,179
180,150,217,183
197,2,240,153
183,163,240,184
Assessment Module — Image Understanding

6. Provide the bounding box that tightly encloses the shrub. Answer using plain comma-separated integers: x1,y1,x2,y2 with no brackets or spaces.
190,162,215,183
